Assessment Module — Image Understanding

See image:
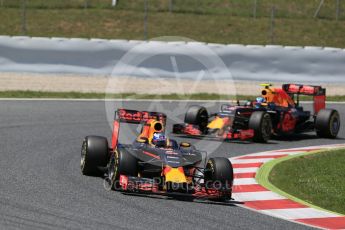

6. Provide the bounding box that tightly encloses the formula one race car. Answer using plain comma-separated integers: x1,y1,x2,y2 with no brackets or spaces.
80,109,234,201
173,83,340,143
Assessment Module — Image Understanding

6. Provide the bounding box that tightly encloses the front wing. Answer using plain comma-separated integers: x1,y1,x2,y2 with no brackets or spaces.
118,175,232,200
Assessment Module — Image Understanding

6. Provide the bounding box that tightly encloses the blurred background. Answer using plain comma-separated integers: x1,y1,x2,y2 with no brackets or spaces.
0,0,344,47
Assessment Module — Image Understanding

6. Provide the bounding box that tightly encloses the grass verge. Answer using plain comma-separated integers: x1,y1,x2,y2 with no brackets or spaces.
1,7,345,47
264,149,345,215
1,90,345,101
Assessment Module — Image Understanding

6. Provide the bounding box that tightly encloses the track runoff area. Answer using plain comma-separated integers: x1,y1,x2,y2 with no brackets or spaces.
230,144,345,229
1,98,344,230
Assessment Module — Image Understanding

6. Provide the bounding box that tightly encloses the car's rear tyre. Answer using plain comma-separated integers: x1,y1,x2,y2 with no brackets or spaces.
108,148,138,190
204,157,233,200
81,136,109,176
184,106,209,132
315,109,340,138
249,111,272,143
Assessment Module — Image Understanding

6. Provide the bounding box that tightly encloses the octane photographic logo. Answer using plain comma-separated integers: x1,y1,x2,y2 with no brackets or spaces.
103,175,232,192
105,36,236,161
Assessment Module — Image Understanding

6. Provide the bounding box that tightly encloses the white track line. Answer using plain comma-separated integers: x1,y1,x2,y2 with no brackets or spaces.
231,158,274,164
233,178,258,185
233,167,259,173
261,208,339,220
232,191,285,201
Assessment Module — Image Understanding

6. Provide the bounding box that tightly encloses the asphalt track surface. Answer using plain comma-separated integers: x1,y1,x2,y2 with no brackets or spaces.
0,100,344,230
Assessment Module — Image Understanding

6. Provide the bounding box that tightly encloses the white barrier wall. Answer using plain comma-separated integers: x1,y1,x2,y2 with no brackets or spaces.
0,36,345,83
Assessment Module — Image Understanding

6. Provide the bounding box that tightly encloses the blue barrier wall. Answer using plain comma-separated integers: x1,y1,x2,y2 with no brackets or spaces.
1,36,344,83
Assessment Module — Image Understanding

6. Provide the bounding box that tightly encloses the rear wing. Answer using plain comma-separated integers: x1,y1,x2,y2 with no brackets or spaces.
282,84,325,96
115,109,166,124
111,109,167,149
282,84,326,114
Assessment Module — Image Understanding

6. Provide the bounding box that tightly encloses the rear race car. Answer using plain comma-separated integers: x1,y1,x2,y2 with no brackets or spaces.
173,103,272,143
80,109,234,201
173,83,340,142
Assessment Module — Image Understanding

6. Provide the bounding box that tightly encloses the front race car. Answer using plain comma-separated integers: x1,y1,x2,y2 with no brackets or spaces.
81,108,234,201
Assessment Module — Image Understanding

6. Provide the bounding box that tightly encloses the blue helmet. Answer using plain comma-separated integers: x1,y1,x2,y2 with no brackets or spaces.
256,97,266,103
152,132,166,147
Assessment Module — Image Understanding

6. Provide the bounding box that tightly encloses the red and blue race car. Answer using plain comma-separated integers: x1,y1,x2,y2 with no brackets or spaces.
173,83,340,143
80,109,234,201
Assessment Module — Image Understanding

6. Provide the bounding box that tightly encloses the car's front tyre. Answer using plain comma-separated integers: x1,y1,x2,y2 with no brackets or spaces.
204,157,233,201
108,148,138,190
184,105,209,133
249,111,272,143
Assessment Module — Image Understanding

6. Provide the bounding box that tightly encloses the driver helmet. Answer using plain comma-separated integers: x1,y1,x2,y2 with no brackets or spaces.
152,132,167,147
245,100,252,107
256,97,266,104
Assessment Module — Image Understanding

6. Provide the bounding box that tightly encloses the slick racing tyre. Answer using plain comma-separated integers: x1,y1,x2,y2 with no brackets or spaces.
81,136,109,176
249,111,272,143
184,105,209,132
204,157,233,200
315,109,340,138
108,147,138,190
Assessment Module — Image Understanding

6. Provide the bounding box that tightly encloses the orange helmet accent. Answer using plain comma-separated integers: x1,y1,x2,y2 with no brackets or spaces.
138,119,165,144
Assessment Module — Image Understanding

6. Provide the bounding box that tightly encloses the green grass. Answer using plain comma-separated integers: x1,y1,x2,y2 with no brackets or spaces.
2,0,344,20
269,149,345,215
0,91,243,100
1,1,345,47
1,90,345,101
